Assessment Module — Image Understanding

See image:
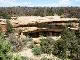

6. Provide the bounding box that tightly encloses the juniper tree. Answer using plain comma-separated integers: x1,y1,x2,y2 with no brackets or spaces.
61,28,79,59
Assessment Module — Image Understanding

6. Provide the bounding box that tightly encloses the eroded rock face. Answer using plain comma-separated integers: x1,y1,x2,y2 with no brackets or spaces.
9,16,79,39
32,38,41,44
19,33,27,40
0,19,7,32
11,16,79,32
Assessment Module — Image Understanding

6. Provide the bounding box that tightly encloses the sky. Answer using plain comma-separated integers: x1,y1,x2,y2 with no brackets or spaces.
0,0,80,7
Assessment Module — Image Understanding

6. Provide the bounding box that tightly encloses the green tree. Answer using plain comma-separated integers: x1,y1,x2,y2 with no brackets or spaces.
39,28,80,60
0,13,11,19
61,28,79,59
40,37,55,54
52,38,67,59
32,47,42,55
0,32,28,60
0,33,13,60
52,28,79,59
75,28,80,59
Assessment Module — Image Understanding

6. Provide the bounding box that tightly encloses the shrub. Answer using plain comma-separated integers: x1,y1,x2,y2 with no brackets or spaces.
13,55,29,60
39,28,80,60
40,57,49,60
61,28,79,59
40,37,55,54
52,28,80,59
52,38,67,59
0,13,11,19
32,47,42,55
40,57,52,60
0,33,13,60
28,42,35,48
0,32,29,60
8,33,28,52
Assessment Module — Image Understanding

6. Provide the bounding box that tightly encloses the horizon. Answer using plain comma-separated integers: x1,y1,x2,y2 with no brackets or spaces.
0,0,80,7
0,6,80,8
